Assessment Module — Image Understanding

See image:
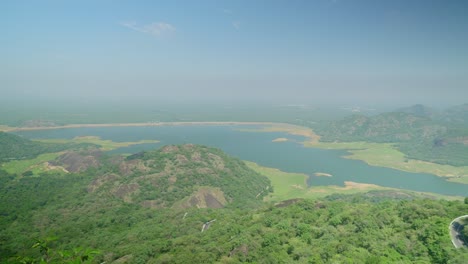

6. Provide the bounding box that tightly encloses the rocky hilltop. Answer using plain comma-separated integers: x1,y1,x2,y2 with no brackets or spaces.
52,144,272,209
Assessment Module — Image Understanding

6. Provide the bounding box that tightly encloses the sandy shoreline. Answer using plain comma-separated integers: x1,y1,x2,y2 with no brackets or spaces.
5,121,292,132
314,172,333,177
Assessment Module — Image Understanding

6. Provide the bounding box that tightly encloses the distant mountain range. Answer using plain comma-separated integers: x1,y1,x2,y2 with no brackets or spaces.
396,104,437,118
397,103,468,125
315,104,468,166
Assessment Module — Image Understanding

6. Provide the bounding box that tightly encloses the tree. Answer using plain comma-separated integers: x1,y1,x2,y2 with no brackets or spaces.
27,238,100,263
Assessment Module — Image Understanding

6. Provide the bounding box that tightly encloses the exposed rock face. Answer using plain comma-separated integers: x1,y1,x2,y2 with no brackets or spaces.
118,159,150,176
113,183,140,203
208,153,225,170
51,150,101,172
183,187,227,209
161,145,179,153
87,174,119,193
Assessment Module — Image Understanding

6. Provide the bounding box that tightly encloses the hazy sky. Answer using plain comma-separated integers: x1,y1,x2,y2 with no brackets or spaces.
2,0,468,106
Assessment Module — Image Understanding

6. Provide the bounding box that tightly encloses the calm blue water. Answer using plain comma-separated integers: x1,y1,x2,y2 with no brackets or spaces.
15,125,468,196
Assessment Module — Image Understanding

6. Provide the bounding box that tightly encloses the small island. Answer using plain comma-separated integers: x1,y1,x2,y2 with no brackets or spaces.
272,137,288,142
314,172,333,177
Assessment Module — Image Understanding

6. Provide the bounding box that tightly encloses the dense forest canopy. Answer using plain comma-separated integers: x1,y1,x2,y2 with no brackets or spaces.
1,140,467,263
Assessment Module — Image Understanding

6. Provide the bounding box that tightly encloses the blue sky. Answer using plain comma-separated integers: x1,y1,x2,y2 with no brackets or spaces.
2,0,468,105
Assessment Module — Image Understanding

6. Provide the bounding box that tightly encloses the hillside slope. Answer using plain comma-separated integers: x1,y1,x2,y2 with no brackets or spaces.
86,144,272,209
0,132,92,162
317,112,445,142
0,142,467,263
315,105,468,166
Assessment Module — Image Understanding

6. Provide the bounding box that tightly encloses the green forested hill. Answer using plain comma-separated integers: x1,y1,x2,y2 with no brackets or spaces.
1,144,467,263
92,144,272,209
0,132,92,162
1,167,467,263
316,112,444,143
441,104,468,125
315,105,468,166
396,104,438,118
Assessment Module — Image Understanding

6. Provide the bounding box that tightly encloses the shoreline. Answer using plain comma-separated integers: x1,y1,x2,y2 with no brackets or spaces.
4,121,292,132
4,121,466,184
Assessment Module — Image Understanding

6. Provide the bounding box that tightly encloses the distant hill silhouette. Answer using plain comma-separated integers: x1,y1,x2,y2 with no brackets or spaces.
316,104,468,166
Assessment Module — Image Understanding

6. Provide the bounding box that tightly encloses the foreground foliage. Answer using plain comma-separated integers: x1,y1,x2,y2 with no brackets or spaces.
1,166,467,263
1,141,467,263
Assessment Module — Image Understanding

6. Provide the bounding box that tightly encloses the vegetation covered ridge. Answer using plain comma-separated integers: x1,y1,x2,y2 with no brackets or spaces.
0,132,93,162
2,171,467,264
314,105,468,167
1,142,467,263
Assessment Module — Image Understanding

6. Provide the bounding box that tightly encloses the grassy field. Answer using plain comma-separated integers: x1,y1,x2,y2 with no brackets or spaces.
246,161,464,202
1,152,63,175
37,136,159,151
245,161,309,201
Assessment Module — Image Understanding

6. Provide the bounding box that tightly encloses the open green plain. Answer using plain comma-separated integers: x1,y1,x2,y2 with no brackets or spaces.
1,152,63,175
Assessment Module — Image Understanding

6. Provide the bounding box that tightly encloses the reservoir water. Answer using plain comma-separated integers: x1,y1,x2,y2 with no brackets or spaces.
15,125,468,196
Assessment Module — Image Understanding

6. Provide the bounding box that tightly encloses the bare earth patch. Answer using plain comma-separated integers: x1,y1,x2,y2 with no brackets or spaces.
51,150,101,173
341,181,380,190
178,187,227,209
208,153,225,170
119,159,150,176
87,173,119,193
161,145,179,153
291,184,305,190
43,161,69,173
113,183,140,203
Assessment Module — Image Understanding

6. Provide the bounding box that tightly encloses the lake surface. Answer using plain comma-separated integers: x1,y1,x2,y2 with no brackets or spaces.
15,125,468,196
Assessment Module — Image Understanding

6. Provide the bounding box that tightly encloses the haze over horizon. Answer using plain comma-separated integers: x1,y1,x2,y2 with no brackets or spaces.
2,0,468,106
